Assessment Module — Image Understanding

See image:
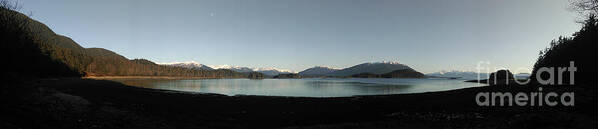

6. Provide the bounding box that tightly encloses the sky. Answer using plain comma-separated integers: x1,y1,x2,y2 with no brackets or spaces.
18,0,580,73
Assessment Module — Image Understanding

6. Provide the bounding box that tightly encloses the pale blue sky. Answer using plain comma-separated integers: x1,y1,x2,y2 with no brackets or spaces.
19,0,580,73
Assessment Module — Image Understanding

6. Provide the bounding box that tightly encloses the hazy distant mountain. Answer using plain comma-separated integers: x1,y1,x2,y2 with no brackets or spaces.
426,70,532,80
298,66,339,76
254,68,293,76
210,65,293,76
514,73,531,79
212,65,254,73
425,70,489,80
327,61,411,76
160,62,214,70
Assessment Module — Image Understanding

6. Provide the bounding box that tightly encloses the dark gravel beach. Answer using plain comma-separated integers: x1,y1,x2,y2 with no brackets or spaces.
2,78,595,129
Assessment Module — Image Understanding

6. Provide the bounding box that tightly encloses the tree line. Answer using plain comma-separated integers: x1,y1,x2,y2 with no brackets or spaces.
531,0,598,86
2,1,246,79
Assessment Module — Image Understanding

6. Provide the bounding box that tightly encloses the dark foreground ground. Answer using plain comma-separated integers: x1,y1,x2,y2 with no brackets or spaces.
1,78,597,129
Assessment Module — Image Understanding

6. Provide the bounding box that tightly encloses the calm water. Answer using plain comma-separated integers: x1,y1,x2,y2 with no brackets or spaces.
114,78,485,97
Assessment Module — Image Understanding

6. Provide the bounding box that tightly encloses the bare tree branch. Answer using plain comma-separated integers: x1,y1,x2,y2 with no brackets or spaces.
570,0,598,15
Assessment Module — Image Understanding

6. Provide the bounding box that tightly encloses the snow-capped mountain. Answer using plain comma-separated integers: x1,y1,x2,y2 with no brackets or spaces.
254,67,293,76
159,61,213,70
298,66,339,76
327,61,412,76
209,65,294,76
425,70,489,80
210,65,254,73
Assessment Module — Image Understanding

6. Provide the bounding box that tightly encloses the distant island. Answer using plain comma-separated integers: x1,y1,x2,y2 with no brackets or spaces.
273,73,302,79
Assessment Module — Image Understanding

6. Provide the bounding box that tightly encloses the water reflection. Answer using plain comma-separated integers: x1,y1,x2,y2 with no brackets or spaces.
112,78,484,97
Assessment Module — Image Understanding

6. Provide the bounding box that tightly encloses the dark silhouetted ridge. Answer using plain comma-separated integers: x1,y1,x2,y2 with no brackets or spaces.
1,5,246,79
350,69,425,78
531,15,598,86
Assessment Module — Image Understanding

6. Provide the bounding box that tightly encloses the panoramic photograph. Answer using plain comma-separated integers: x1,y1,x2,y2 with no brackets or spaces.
1,0,597,128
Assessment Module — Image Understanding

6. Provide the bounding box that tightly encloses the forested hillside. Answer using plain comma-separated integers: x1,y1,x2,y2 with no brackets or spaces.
1,3,245,79
531,15,597,86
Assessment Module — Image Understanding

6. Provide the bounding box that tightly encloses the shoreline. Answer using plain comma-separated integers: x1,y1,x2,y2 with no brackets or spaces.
83,76,242,80
3,78,592,128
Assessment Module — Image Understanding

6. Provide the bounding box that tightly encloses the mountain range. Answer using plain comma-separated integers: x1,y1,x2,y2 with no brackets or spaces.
252,67,293,76
2,8,245,78
161,63,293,76
2,7,423,79
350,69,425,78
298,62,412,76
297,66,339,76
425,70,531,80
425,71,490,80
162,61,424,78
159,61,214,70
297,61,423,78
327,61,411,76
210,65,255,73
